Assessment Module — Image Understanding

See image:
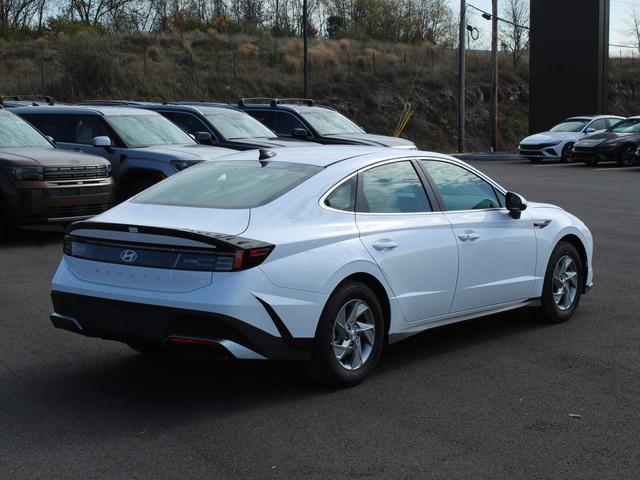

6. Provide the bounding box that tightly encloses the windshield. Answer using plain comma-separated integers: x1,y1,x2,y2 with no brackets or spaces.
134,160,322,209
299,109,364,136
609,119,640,134
106,114,196,147
550,120,589,132
0,114,52,149
204,110,275,140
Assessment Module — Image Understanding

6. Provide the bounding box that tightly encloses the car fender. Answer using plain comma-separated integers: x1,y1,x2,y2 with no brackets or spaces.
114,157,176,185
529,206,593,295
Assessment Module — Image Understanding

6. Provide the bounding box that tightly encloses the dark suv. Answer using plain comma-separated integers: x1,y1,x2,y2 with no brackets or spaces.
234,98,417,149
80,101,318,150
0,108,113,238
10,105,234,199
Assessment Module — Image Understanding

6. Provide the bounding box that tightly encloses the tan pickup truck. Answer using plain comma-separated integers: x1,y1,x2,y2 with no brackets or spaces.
0,108,114,239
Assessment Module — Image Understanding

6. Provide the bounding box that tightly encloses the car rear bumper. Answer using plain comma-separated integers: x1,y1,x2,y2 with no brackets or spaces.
50,291,313,360
1,177,114,224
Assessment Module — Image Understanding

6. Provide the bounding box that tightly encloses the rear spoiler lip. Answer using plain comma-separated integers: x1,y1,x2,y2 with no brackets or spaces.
66,220,272,251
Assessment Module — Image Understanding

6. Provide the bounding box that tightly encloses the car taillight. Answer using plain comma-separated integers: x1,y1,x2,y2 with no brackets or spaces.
63,235,274,272
233,246,275,270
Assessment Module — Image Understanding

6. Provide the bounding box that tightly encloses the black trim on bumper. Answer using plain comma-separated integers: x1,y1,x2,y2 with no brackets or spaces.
50,291,312,360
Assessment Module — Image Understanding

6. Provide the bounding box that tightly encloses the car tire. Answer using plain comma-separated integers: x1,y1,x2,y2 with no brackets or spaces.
536,242,583,324
307,281,385,387
618,144,636,167
561,142,575,163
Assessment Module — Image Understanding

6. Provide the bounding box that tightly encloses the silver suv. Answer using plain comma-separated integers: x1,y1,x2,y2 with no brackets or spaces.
11,106,235,199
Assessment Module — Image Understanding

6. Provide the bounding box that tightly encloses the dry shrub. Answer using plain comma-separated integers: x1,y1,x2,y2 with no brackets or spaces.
207,28,218,38
283,54,300,72
309,42,338,69
147,45,161,62
338,38,351,51
182,40,193,54
239,42,259,57
280,39,302,57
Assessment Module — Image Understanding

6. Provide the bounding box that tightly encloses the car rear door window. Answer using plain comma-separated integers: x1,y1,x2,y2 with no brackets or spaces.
357,161,431,214
325,176,356,212
20,114,75,143
420,160,501,211
606,118,621,128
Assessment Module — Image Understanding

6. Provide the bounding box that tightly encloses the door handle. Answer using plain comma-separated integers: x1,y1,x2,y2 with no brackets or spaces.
372,239,398,251
458,232,480,242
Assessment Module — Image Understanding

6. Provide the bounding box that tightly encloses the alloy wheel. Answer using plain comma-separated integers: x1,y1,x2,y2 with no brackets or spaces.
332,299,376,371
552,255,579,311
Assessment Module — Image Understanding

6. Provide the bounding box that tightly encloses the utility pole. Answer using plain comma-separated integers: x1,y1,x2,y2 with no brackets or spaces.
303,0,309,99
458,0,466,153
489,0,499,152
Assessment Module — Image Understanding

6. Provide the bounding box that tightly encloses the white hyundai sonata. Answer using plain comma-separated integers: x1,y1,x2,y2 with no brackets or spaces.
50,147,593,386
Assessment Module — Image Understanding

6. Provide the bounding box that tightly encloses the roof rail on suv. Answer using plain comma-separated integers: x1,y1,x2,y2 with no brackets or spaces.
1,95,55,106
77,100,149,106
238,98,315,108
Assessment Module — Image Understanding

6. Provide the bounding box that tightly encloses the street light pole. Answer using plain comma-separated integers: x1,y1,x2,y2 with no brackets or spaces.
489,0,499,152
458,0,466,153
303,0,309,99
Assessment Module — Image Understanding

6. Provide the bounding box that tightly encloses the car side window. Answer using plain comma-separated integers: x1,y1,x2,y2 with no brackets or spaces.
357,161,431,214
246,110,273,129
325,176,356,212
74,116,112,144
420,160,501,211
21,114,75,143
589,119,606,131
162,112,213,138
606,118,621,128
272,112,306,136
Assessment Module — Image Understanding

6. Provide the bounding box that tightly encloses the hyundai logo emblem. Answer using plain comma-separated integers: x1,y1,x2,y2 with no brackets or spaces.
120,249,138,263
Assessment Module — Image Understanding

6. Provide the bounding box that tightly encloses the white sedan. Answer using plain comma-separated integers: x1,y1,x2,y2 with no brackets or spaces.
519,115,623,162
50,147,594,386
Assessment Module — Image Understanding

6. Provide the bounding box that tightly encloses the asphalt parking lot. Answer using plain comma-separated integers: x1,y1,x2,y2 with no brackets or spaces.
1,158,639,479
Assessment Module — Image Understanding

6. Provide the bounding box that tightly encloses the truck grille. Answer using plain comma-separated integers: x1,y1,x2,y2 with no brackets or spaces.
44,165,110,181
46,203,111,219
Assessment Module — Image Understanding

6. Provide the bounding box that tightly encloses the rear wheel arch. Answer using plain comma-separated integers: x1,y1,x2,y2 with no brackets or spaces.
326,273,391,340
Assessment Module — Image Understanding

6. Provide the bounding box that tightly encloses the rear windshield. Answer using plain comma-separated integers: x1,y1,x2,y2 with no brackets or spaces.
134,160,322,209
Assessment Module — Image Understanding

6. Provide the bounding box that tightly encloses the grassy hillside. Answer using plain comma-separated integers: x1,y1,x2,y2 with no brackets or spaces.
1,31,637,152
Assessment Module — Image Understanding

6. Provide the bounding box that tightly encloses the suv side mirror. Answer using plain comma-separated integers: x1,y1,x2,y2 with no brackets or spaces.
195,131,213,144
505,192,527,219
292,128,310,139
584,127,596,134
92,136,112,148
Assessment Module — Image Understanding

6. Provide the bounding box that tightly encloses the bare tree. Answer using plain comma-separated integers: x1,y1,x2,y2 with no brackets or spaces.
500,0,528,67
626,6,640,56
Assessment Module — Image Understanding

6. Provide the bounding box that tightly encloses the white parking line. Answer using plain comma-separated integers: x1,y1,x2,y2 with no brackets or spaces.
594,167,630,171
533,163,584,168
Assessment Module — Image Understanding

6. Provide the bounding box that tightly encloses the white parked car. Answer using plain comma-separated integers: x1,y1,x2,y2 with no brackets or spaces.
50,147,594,386
519,115,623,163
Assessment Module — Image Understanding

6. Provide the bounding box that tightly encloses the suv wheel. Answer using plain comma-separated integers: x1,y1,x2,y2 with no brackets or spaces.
536,242,583,324
307,281,385,387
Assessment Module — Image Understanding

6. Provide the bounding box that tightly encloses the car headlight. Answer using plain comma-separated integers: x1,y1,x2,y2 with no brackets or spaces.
170,160,203,171
3,165,45,181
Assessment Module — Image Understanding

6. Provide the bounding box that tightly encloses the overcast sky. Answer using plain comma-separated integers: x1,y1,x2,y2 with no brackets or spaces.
448,0,635,56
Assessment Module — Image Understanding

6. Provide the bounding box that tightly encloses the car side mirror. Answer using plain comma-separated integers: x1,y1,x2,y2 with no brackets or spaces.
92,136,112,148
584,127,596,134
292,128,310,139
505,192,527,219
195,131,213,144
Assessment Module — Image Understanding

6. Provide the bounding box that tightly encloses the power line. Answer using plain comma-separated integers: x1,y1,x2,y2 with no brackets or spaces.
467,3,529,30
